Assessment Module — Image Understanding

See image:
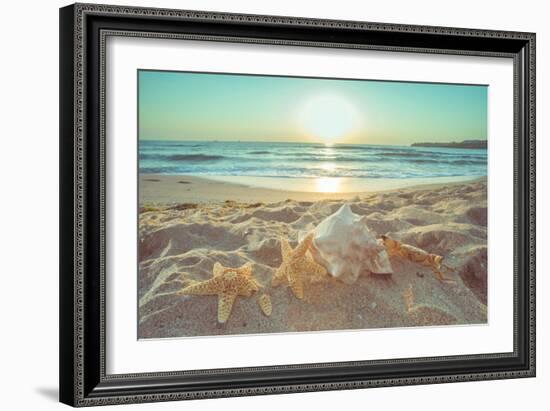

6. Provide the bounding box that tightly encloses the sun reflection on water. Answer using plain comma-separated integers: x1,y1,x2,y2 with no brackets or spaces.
320,162,336,171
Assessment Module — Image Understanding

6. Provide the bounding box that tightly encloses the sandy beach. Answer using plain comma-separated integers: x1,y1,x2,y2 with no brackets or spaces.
138,175,487,338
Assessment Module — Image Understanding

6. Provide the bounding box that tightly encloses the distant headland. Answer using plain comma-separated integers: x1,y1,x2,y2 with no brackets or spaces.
411,140,487,149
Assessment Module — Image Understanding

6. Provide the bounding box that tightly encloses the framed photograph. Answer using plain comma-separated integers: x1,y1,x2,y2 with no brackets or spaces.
59,3,535,407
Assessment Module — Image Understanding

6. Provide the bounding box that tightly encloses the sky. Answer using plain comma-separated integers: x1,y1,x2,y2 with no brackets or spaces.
138,70,487,146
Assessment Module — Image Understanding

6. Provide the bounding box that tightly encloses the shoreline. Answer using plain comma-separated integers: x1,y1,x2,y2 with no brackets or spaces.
139,174,486,205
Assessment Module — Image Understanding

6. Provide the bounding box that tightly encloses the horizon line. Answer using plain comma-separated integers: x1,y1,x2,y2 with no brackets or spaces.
139,138,488,146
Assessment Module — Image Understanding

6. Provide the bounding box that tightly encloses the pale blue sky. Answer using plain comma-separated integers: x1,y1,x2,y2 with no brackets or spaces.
138,70,487,145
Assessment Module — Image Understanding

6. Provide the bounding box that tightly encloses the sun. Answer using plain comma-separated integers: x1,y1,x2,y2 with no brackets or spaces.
300,95,358,144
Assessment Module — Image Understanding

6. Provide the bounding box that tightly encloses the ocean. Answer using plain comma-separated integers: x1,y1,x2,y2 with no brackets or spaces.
139,140,487,180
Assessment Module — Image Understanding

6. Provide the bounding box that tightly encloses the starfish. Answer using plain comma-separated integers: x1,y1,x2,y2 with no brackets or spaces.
381,235,455,283
179,262,261,323
272,233,327,299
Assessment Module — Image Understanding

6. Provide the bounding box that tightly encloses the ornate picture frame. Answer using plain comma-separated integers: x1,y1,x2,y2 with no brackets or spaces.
59,3,535,406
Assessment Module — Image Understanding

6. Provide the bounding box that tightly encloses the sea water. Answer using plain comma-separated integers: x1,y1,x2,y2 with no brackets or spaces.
139,140,487,179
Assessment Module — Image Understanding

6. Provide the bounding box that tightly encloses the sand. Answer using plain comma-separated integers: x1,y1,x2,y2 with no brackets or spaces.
138,175,487,338
139,174,482,204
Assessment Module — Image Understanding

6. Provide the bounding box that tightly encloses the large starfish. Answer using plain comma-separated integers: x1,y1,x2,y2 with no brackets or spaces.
272,233,327,299
179,262,261,323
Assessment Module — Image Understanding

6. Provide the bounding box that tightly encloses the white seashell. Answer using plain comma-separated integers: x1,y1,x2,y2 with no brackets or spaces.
302,204,393,284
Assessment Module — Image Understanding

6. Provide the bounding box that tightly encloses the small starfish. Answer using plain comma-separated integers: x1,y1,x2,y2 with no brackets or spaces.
179,262,261,323
272,233,327,299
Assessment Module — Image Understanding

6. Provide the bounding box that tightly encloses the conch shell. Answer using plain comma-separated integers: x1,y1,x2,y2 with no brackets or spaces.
302,204,392,284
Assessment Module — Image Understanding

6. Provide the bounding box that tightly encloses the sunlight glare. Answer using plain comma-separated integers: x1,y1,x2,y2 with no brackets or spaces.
321,162,336,172
300,95,358,143
315,177,341,193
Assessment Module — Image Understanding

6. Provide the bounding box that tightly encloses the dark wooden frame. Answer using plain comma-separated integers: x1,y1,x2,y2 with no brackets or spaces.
59,2,536,407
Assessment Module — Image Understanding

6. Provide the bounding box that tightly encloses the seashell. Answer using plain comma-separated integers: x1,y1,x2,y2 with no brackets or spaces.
258,293,272,316
302,204,392,284
381,235,454,283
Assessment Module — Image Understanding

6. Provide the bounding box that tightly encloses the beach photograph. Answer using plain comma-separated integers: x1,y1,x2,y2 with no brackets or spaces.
137,70,488,338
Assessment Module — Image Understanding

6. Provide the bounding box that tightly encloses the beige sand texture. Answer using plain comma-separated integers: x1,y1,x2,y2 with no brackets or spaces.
138,176,487,338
